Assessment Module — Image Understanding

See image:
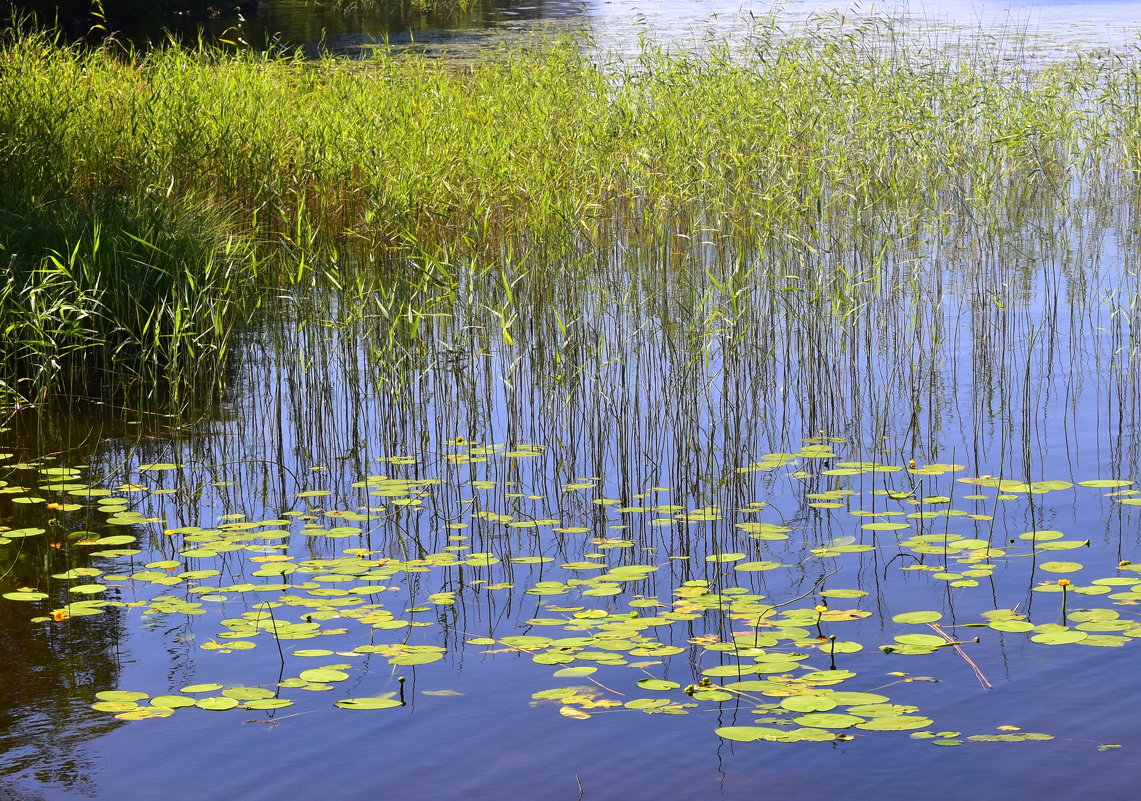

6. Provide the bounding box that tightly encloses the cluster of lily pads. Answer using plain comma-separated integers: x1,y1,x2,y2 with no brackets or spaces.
2,441,1139,746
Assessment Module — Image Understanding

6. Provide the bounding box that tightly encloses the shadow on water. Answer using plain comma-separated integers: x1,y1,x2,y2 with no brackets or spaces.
0,402,239,796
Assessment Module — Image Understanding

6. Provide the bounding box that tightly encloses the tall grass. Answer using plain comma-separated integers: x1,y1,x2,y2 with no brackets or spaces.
0,193,258,404
0,19,1136,407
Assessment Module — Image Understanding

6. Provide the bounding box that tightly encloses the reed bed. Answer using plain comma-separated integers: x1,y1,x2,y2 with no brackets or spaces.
0,19,1137,406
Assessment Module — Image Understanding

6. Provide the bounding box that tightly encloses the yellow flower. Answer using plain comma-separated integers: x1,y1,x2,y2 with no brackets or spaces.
45,502,63,510
814,604,828,613
1057,579,1071,587
52,610,68,622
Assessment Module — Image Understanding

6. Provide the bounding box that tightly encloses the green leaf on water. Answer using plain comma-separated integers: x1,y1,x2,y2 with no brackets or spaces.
706,553,746,563
1076,635,1126,647
715,726,790,742
625,698,670,710
299,668,349,682
335,697,404,710
1019,530,1064,541
891,611,942,624
636,679,678,690
180,683,223,693
195,697,239,711
793,713,864,729
692,690,734,702
819,589,868,599
68,584,106,595
3,591,48,601
243,699,294,710
780,695,838,712
95,690,148,702
894,633,946,647
856,716,934,731
988,620,1035,633
1039,561,1083,573
92,701,139,712
1031,630,1088,645
828,692,890,705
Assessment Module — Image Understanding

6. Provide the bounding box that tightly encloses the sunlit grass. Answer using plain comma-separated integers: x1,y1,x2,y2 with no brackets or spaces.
0,19,1136,405
0,193,258,403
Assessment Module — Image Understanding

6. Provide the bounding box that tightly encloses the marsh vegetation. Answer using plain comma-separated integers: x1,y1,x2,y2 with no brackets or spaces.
4,11,1141,800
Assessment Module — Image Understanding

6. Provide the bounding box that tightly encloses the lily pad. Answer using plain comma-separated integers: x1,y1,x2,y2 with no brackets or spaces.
195,697,239,711
335,697,404,710
891,611,942,624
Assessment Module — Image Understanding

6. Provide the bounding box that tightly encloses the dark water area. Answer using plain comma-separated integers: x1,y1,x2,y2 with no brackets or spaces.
182,0,589,56
6,2,1141,800
5,0,590,54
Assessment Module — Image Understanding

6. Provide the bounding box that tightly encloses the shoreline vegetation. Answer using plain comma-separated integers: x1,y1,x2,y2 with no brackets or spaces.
0,18,1138,407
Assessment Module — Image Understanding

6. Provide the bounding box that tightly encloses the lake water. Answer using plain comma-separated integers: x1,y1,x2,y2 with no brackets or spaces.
5,1,1141,800
179,0,1141,57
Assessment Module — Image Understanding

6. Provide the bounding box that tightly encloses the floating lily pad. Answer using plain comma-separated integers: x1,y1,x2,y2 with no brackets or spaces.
1039,561,1083,573
299,668,349,683
988,620,1035,633
1030,630,1088,645
636,679,678,690
3,591,48,601
95,690,149,703
891,611,942,624
856,716,934,731
195,697,239,711
793,713,864,729
715,726,790,742
244,699,294,710
180,683,224,693
780,695,837,713
335,697,402,710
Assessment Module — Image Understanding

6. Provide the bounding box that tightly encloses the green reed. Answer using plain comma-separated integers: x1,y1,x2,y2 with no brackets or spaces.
0,19,1135,406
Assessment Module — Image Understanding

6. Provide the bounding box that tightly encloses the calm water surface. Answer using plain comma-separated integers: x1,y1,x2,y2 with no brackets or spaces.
5,2,1141,800
178,0,1141,56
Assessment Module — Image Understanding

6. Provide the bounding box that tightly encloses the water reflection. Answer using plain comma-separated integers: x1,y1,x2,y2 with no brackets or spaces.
233,0,589,56
233,0,1141,58
5,202,1141,797
9,1,1139,57
0,404,229,795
